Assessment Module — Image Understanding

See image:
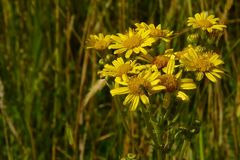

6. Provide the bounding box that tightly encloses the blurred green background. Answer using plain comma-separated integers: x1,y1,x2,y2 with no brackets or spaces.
0,0,239,159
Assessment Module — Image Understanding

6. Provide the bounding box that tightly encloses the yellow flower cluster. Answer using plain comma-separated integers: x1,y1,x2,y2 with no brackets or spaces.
87,12,226,111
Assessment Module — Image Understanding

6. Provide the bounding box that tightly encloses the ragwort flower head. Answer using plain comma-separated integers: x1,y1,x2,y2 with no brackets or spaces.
159,55,196,101
110,67,166,111
98,57,137,79
180,48,224,82
87,33,111,50
135,22,173,42
109,28,155,58
187,12,227,33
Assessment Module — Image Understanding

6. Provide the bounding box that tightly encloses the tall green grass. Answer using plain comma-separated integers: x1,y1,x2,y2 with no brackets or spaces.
0,0,239,159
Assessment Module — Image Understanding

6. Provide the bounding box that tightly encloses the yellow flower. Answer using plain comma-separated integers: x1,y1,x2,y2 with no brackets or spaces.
180,48,224,82
187,12,226,33
135,22,173,42
87,33,111,50
109,28,155,58
98,57,137,78
110,68,166,111
159,55,196,101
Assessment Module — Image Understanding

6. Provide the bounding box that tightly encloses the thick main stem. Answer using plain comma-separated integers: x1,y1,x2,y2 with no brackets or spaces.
142,106,165,160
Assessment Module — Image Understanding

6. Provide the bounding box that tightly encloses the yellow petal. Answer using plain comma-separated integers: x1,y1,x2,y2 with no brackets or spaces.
141,30,150,39
115,77,128,85
152,85,166,91
133,47,140,53
156,24,162,29
212,68,224,73
125,49,133,58
212,59,224,66
122,74,129,82
166,55,175,74
142,37,156,45
123,94,134,105
140,94,150,105
129,29,134,37
147,71,159,81
211,72,221,79
111,35,123,43
150,79,160,86
109,44,123,49
188,48,198,60
114,48,127,54
196,72,204,81
112,59,121,67
177,91,189,101
207,28,213,33
195,13,201,20
162,67,167,74
140,47,147,55
110,87,129,96
205,72,217,82
180,78,194,83
175,70,182,79
209,54,219,62
160,37,170,42
130,96,140,111
180,83,196,90
117,57,124,64
118,33,127,39
104,64,116,70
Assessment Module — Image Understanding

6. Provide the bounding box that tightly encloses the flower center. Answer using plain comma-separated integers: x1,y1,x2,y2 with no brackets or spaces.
128,77,151,95
197,19,212,28
195,55,213,72
152,55,169,69
159,74,178,92
116,64,132,76
123,35,142,49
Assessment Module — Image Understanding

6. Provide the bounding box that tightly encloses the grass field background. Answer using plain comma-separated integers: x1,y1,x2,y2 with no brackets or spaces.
0,0,240,159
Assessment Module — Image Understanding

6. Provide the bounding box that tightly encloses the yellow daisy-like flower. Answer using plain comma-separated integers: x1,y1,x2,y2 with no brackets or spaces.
87,33,112,50
159,55,196,101
109,28,155,58
110,68,166,111
180,48,224,82
135,22,173,42
98,57,137,78
187,12,227,33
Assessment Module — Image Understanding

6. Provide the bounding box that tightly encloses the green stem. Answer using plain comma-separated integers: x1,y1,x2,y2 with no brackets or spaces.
199,128,205,160
187,0,192,16
179,140,189,160
52,0,60,159
142,106,165,160
114,96,139,154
